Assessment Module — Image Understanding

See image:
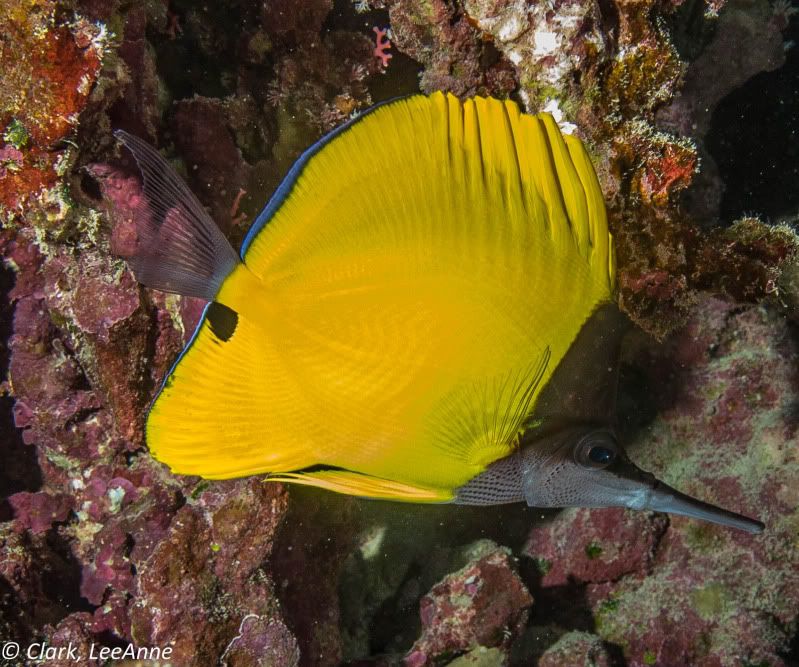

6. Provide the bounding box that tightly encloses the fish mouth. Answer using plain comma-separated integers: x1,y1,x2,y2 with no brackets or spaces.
640,479,764,534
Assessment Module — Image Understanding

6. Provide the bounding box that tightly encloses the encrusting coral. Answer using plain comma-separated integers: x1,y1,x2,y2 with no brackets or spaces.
1,0,798,664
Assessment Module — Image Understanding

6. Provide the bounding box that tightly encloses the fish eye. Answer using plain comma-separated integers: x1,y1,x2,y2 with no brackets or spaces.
575,432,618,469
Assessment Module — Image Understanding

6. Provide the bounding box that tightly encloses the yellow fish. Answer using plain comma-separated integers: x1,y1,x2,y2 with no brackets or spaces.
116,92,762,533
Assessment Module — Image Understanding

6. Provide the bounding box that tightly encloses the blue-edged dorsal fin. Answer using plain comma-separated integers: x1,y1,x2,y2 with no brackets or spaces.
114,130,240,301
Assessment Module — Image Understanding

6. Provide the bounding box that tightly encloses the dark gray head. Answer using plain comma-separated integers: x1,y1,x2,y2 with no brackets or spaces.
518,424,764,533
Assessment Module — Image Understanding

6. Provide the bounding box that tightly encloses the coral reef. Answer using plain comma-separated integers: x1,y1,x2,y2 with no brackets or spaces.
2,0,798,664
1,225,292,664
128,480,288,664
0,0,374,664
657,0,789,221
379,0,518,97
451,0,799,338
588,298,799,665
0,1,107,222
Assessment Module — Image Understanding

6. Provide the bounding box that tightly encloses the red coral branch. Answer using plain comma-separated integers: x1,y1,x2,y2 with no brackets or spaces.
373,26,393,69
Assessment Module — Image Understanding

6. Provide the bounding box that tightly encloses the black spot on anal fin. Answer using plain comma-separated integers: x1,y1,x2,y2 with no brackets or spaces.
207,302,238,342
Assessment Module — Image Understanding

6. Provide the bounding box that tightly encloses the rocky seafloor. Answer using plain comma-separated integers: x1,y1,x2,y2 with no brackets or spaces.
1,0,798,665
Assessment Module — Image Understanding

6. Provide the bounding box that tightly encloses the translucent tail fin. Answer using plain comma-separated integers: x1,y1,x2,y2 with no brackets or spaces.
114,130,240,301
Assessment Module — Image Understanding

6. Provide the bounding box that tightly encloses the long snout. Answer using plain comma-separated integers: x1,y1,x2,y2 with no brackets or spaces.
641,479,764,534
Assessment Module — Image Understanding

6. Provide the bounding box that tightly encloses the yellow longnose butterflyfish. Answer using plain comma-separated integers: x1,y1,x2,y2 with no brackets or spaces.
115,92,763,533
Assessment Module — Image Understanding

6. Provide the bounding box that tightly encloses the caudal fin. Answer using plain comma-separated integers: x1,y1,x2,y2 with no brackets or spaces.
114,130,240,301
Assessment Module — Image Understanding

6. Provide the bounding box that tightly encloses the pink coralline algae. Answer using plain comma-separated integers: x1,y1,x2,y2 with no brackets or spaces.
128,479,289,664
405,541,533,665
220,615,300,666
0,146,23,179
523,297,799,666
525,508,668,587
6,491,73,535
373,27,393,69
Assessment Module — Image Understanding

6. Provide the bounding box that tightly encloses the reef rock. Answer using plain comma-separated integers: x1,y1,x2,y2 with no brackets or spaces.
405,540,533,665
520,297,799,666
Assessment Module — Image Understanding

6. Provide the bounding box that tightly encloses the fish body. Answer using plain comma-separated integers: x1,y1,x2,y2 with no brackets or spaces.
116,92,763,533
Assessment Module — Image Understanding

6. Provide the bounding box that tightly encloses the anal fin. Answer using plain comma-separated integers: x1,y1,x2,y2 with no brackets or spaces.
267,469,452,502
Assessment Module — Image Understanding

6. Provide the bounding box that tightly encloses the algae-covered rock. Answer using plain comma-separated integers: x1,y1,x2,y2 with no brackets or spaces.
519,297,799,666
405,540,533,665
536,631,611,667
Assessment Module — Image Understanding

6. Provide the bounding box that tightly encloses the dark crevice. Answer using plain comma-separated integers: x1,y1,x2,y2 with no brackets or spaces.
366,49,424,103
0,530,96,638
0,261,42,505
78,170,104,203
0,396,40,500
596,0,621,50
63,406,102,431
666,0,719,62
124,449,146,466
706,17,799,223
0,574,33,647
512,558,602,665
781,625,799,665
512,559,626,666
367,559,423,655
140,301,165,404
150,0,245,101
324,0,388,34
41,528,96,616
94,629,130,650
517,561,594,633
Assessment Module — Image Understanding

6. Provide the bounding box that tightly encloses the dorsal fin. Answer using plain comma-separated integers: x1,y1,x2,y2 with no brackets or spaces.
115,130,240,301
